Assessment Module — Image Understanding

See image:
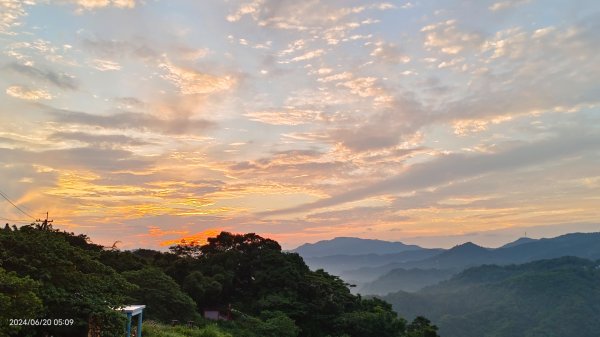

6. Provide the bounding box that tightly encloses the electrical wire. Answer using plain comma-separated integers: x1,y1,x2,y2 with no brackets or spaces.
0,189,37,220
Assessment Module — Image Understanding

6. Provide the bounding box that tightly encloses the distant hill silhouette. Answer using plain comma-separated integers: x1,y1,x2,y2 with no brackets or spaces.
390,232,600,270
298,232,600,294
494,232,600,262
499,236,537,248
408,242,492,269
292,237,422,258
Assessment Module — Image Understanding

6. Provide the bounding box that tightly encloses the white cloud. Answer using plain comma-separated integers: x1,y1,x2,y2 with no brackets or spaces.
371,41,410,63
289,49,324,62
244,108,322,125
0,0,35,35
374,3,395,10
90,58,121,71
422,19,482,55
226,0,264,22
339,77,392,102
68,0,136,11
6,85,53,100
159,60,236,95
318,72,353,83
489,0,530,11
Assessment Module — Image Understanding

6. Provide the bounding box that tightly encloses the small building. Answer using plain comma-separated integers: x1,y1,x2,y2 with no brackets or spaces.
203,308,231,321
121,305,146,337
88,305,146,337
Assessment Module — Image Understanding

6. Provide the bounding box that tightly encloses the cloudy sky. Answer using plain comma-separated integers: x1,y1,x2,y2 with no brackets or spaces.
1,0,599,249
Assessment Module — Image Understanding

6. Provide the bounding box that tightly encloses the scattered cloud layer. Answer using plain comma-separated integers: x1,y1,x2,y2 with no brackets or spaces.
0,0,599,249
51,109,215,135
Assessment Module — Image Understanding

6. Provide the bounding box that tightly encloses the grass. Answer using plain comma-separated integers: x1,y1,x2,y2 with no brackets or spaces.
142,321,233,337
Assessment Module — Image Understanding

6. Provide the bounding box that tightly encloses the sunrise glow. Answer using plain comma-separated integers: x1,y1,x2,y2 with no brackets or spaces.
1,0,599,249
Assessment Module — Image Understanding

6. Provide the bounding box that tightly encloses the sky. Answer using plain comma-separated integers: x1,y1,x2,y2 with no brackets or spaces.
0,0,599,250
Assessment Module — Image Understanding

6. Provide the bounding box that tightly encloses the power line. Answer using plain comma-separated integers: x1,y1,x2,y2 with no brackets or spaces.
0,189,37,220
0,190,36,219
14,200,36,215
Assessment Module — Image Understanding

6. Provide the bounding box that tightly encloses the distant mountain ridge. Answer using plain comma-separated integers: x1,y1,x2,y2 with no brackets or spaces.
293,232,600,295
500,236,537,248
396,232,600,270
292,236,423,258
419,242,492,268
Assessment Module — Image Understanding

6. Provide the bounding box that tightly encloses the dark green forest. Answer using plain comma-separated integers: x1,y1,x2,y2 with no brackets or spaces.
0,223,439,337
383,256,600,337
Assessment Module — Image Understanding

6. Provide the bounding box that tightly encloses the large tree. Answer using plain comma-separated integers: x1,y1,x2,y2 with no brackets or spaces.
168,232,413,337
122,267,200,322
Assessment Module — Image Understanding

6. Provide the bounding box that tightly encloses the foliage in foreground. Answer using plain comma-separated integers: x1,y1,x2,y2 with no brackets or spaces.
0,267,43,336
0,223,130,336
142,321,232,337
0,224,439,337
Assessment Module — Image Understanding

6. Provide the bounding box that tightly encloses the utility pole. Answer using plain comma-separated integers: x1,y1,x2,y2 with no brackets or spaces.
35,211,53,230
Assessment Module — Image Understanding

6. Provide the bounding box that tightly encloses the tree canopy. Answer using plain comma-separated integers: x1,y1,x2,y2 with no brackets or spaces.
1,226,439,337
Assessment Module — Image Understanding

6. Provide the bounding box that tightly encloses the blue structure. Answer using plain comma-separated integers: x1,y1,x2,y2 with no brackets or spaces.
121,305,145,337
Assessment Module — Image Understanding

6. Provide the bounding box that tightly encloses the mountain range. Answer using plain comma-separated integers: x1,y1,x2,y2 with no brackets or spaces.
293,232,600,294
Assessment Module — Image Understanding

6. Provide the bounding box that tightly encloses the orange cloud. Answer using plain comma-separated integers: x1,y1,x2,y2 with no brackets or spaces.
145,226,188,238
159,228,222,247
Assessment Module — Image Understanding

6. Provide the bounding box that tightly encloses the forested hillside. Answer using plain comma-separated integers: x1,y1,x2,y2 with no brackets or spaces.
0,223,438,337
383,257,600,337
